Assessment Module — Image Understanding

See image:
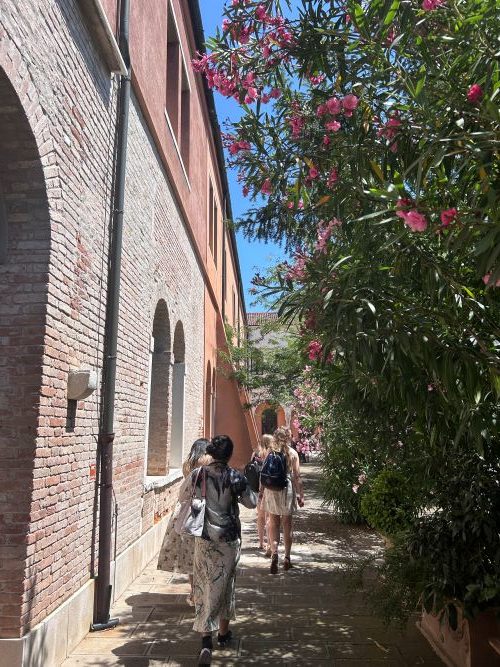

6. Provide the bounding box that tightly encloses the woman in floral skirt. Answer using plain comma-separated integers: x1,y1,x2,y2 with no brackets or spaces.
190,435,257,665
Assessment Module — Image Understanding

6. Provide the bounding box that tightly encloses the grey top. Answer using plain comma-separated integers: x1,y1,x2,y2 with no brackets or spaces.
186,462,257,543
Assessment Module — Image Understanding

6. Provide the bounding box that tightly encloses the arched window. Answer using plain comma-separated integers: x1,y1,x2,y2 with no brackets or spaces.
170,321,185,469
145,300,171,476
262,408,278,435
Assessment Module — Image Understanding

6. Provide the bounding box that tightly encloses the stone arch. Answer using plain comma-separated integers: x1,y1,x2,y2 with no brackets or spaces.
146,300,171,476
254,402,286,436
0,66,51,637
170,321,185,469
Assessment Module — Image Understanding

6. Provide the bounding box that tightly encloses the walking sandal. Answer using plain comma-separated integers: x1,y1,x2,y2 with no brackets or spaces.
270,552,278,574
283,556,292,571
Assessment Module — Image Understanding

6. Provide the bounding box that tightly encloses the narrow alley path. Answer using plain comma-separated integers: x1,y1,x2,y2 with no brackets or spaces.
63,465,443,666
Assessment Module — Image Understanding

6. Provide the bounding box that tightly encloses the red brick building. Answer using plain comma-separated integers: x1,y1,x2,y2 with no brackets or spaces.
0,1,257,664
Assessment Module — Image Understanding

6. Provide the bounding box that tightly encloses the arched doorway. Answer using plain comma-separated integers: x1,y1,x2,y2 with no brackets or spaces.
145,300,171,476
0,67,51,637
262,407,278,435
170,321,185,469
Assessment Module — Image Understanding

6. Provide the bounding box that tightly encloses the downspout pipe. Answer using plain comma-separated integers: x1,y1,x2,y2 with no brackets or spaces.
92,0,131,630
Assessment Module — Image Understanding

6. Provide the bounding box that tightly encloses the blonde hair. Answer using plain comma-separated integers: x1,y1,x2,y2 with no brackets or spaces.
259,434,274,458
272,427,293,471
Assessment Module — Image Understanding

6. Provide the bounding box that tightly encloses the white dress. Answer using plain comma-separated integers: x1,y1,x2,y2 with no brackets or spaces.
262,476,297,516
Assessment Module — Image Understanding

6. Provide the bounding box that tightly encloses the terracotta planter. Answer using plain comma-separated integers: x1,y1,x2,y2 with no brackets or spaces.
418,607,500,667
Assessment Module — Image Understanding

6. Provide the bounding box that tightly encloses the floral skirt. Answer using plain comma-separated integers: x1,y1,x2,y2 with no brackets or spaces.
192,537,240,633
157,502,195,575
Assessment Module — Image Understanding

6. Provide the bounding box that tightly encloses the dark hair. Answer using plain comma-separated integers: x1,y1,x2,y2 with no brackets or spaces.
187,438,210,467
207,435,233,463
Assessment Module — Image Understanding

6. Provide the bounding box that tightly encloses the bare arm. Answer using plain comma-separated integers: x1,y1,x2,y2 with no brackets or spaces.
291,450,304,503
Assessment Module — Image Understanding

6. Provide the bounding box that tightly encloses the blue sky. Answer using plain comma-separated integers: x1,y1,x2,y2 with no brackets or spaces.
199,1,285,310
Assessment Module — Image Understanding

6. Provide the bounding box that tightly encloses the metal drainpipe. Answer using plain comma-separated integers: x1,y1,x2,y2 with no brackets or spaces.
91,0,131,631
222,197,227,322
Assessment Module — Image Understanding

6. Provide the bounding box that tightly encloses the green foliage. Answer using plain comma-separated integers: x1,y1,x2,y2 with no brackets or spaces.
360,470,415,536
368,453,500,624
204,0,500,623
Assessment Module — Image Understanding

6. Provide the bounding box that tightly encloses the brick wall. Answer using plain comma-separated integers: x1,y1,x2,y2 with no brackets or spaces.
0,70,50,640
0,0,203,638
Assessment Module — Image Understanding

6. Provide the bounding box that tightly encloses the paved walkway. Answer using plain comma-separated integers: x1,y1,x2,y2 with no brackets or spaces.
63,465,443,666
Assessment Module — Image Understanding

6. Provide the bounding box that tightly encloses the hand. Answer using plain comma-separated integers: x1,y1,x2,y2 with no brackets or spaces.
297,495,304,508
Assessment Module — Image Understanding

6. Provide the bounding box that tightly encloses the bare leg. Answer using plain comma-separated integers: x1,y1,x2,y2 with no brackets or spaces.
268,513,281,554
257,504,266,548
282,514,293,559
219,618,230,636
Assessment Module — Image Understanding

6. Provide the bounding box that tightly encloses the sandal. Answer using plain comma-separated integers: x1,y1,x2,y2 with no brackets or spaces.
217,630,233,646
270,553,278,574
283,556,292,571
264,546,272,558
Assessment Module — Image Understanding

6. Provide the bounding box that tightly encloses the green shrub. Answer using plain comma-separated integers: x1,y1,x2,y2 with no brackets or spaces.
360,470,415,536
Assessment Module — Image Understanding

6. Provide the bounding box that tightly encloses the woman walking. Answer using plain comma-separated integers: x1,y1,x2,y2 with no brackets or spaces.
190,435,257,665
157,438,211,604
253,434,273,552
261,427,304,573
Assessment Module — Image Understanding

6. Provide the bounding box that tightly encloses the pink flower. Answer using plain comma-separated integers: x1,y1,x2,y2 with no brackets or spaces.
260,178,273,195
244,87,258,104
467,83,483,104
270,88,282,99
326,97,342,115
286,253,307,281
307,340,323,361
242,185,249,197
352,484,359,494
323,135,331,146
482,273,500,287
255,4,270,22
309,73,326,85
342,94,359,116
422,0,445,10
325,120,341,132
358,473,367,485
402,210,428,232
440,207,457,226
327,167,339,188
395,198,413,218
309,166,319,179
316,103,327,117
238,25,252,44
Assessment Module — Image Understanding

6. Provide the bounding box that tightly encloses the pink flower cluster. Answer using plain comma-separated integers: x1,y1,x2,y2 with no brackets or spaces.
483,273,500,287
467,83,483,104
421,0,445,10
377,114,401,153
396,198,428,232
314,218,342,255
317,94,359,123
307,340,323,361
285,250,308,281
223,133,252,156
440,207,457,227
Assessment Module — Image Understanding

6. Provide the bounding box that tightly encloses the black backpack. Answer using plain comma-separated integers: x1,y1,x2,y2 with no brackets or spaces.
260,451,288,490
244,458,261,493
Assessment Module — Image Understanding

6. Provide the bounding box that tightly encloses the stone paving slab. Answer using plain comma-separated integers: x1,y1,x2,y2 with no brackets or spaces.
63,465,443,667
